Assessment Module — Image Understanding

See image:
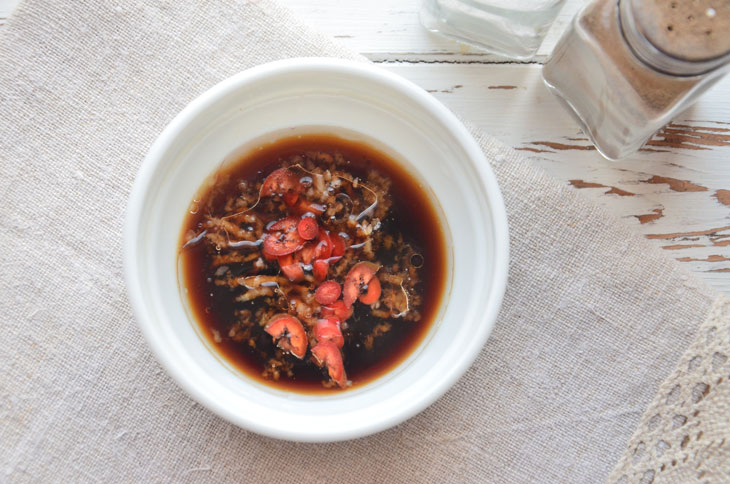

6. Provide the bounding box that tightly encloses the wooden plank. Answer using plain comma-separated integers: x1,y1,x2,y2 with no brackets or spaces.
287,0,588,62
381,62,730,292
0,0,15,22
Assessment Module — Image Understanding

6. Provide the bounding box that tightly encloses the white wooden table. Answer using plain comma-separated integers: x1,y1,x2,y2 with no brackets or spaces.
4,0,729,293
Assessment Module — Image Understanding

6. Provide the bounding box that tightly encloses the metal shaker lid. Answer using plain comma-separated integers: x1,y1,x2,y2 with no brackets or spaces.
622,0,730,74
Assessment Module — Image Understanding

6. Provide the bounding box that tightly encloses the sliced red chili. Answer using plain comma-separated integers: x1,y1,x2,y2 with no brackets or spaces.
315,229,332,260
314,280,341,305
264,314,308,359
312,259,329,281
263,233,302,257
268,216,298,232
298,242,317,265
263,217,303,257
330,233,346,257
314,318,344,348
261,168,301,198
321,300,353,321
358,277,381,305
311,342,347,388
297,216,318,240
278,254,304,282
343,261,381,308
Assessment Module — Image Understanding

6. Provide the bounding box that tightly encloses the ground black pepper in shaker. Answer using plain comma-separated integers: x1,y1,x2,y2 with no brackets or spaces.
542,0,730,160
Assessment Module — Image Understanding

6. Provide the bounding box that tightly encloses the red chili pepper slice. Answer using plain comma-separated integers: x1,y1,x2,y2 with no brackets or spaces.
314,280,341,305
297,216,318,240
263,217,303,257
312,259,329,281
330,233,346,257
343,262,381,308
278,254,304,282
297,242,317,265
261,168,301,199
314,318,344,348
311,342,347,388
264,314,308,359
358,277,381,305
268,216,298,232
315,229,332,260
263,233,302,257
321,300,353,321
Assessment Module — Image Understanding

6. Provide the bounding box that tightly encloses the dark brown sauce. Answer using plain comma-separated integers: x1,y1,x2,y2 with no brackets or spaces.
180,134,447,393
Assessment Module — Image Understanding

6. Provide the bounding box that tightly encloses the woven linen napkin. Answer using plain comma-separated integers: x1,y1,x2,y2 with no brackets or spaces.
1,1,728,483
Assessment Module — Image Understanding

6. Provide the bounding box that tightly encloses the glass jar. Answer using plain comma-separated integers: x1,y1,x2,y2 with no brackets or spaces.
542,0,730,160
420,0,567,60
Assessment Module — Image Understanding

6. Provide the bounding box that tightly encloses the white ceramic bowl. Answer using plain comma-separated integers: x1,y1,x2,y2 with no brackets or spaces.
124,58,508,442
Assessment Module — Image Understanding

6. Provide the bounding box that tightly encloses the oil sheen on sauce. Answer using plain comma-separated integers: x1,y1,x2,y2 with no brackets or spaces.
180,134,447,393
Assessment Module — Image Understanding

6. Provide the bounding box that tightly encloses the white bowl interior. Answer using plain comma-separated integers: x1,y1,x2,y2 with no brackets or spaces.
126,59,507,442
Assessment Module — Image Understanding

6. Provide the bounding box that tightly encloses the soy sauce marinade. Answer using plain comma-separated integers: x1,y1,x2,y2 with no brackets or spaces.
180,134,446,393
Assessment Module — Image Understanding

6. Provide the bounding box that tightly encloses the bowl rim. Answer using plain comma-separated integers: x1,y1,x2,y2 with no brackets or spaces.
124,57,509,442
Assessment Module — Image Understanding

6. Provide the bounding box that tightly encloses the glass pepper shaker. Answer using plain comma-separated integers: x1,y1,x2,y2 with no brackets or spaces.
542,0,730,160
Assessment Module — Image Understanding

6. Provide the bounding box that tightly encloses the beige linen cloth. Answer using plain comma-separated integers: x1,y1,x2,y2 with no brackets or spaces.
1,1,728,483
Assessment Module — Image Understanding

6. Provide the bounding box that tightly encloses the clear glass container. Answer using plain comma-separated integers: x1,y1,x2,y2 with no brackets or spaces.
542,0,730,160
420,0,567,60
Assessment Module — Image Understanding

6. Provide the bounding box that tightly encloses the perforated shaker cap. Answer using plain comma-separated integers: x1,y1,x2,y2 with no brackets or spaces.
621,0,730,75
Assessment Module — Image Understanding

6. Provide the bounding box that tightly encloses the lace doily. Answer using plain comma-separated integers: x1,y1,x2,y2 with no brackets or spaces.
608,296,730,483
